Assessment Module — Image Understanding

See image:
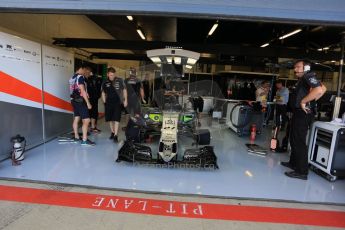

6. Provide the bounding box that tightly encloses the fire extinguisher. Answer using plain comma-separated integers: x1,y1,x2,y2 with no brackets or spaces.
250,124,257,144
10,134,26,166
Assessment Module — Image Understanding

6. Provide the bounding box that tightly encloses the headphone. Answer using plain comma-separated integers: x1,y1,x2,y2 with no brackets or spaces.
303,64,311,72
295,60,311,74
129,67,136,76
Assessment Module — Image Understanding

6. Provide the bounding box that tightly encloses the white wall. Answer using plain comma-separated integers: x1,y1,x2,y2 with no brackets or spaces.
42,45,75,113
0,31,42,109
0,29,78,158
0,31,44,158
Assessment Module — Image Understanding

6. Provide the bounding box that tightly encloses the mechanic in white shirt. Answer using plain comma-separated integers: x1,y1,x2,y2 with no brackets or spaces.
274,80,289,130
256,80,270,110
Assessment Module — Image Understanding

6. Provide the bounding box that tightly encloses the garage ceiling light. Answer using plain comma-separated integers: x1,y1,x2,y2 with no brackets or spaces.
187,58,197,65
136,28,146,40
127,16,133,21
260,43,269,48
185,65,193,69
150,57,161,63
279,29,302,40
208,22,218,36
174,56,181,65
147,48,200,68
311,26,323,32
318,46,330,51
200,53,213,58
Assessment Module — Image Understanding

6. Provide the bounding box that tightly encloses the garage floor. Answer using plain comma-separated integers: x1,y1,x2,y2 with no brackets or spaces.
0,116,344,204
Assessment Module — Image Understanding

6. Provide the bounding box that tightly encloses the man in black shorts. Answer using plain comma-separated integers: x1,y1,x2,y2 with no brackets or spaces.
101,67,127,143
85,66,102,133
124,67,145,116
69,65,95,146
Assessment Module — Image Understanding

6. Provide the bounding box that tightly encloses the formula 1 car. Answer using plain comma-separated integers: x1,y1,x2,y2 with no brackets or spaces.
116,111,218,169
116,140,152,162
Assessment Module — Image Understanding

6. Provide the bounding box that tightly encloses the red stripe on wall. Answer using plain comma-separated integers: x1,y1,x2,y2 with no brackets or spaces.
0,71,72,112
44,91,73,112
0,185,344,228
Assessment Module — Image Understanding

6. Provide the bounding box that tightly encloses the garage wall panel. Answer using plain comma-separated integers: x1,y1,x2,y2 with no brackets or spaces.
0,31,76,159
0,102,44,160
42,45,74,139
42,45,74,114
0,32,42,108
0,31,43,160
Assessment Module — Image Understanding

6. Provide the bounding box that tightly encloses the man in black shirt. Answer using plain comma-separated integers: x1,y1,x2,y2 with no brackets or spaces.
142,73,151,104
101,67,127,142
124,67,145,116
281,60,326,180
85,66,102,133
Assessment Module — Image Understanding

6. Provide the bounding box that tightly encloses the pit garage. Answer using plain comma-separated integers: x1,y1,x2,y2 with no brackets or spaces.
0,0,345,204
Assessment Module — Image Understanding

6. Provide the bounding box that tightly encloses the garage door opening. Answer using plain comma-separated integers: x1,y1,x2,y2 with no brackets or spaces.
0,12,345,204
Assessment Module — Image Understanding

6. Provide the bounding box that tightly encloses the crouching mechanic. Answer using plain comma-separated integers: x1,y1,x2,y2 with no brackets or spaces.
69,65,95,146
102,67,127,143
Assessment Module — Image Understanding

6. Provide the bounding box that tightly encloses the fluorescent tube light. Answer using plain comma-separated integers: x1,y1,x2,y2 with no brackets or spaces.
279,29,302,40
208,23,218,36
136,28,146,40
318,46,330,51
